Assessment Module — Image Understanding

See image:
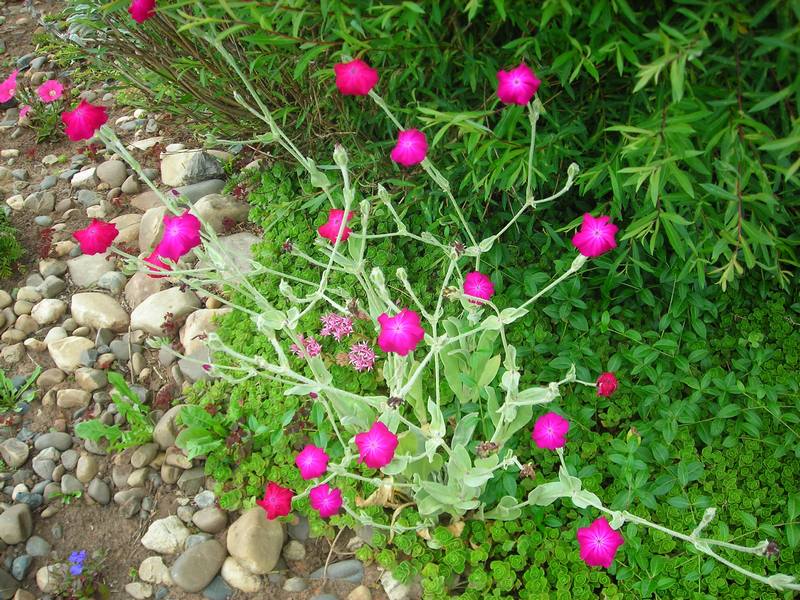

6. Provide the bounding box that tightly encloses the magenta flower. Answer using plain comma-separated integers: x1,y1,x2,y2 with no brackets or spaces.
0,70,18,103
596,372,619,397
576,517,624,568
295,445,330,480
320,313,353,341
496,63,541,106
531,412,569,450
571,213,619,258
256,482,294,520
143,244,173,279
129,0,156,23
334,59,378,96
377,309,425,356
37,80,64,104
309,483,343,518
318,209,354,244
158,210,201,258
290,335,322,359
463,271,495,304
61,99,108,141
354,421,399,469
390,129,427,167
73,219,119,255
348,341,376,372
19,105,31,120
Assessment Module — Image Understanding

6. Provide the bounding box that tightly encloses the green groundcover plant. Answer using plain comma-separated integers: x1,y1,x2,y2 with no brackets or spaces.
59,0,800,290
51,8,800,593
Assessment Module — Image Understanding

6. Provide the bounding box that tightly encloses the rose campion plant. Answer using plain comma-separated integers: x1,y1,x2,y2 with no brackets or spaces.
73,31,800,591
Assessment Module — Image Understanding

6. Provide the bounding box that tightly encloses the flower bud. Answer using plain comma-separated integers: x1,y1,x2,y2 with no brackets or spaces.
333,144,349,168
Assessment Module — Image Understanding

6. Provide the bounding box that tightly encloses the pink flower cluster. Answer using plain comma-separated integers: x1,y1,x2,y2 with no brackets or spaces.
320,313,353,341
348,341,376,372
290,335,322,359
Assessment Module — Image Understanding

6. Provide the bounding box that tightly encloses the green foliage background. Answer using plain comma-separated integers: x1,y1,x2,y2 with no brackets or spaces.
60,0,800,288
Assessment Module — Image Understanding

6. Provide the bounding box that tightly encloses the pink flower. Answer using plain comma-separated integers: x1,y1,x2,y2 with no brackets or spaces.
37,80,64,104
496,63,541,106
309,483,343,518
61,99,108,141
531,412,570,450
596,372,619,397
256,482,294,520
129,0,156,23
390,129,427,167
354,421,398,469
320,313,353,341
0,70,18,103
463,271,495,303
295,445,329,480
571,213,619,258
348,341,376,372
576,517,624,568
334,59,378,96
19,105,31,120
318,209,354,244
143,244,173,278
158,210,201,258
73,219,118,255
290,335,321,358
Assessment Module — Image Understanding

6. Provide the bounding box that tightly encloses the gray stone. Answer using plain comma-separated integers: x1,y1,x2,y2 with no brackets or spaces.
124,582,152,599
38,275,66,299
309,560,364,584
96,160,127,187
31,456,56,480
87,478,111,505
56,389,90,410
185,533,212,548
226,507,283,575
67,253,116,288
220,557,261,593
191,194,248,232
153,405,185,449
76,454,99,483
48,336,95,372
203,233,260,276
71,168,97,189
0,569,16,599
202,575,233,600
131,443,159,469
0,505,32,544
177,468,204,495
35,432,72,452
71,293,129,332
61,449,79,470
194,490,216,508
311,595,339,600
283,540,306,561
76,189,100,207
38,259,67,278
109,339,131,361
25,536,50,557
39,175,57,190
288,515,309,542
0,440,28,469
130,287,200,336
97,271,127,295
141,516,190,554
11,555,31,580
283,577,308,593
139,556,172,585
192,507,227,534
121,175,140,194
75,368,107,392
161,150,224,187
30,299,66,326
169,539,226,593
23,192,55,213
60,474,83,495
